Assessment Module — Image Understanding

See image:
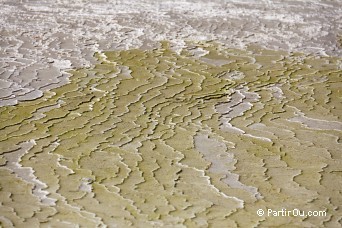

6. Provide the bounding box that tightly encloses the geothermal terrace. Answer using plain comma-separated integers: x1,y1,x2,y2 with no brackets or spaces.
0,0,341,227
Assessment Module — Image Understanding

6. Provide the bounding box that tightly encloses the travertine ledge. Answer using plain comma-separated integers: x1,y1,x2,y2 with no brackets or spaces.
1,0,341,106
0,41,341,227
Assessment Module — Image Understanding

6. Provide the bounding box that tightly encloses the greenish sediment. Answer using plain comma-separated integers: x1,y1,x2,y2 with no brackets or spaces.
0,41,341,227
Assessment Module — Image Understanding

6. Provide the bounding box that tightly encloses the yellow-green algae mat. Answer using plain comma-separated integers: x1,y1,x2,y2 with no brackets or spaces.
0,41,341,227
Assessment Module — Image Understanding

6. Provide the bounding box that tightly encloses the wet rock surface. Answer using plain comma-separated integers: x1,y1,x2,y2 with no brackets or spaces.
0,0,342,227
1,41,341,227
0,0,341,106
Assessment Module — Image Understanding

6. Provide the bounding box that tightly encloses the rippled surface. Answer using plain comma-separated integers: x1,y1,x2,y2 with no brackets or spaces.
1,42,341,227
1,0,341,106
